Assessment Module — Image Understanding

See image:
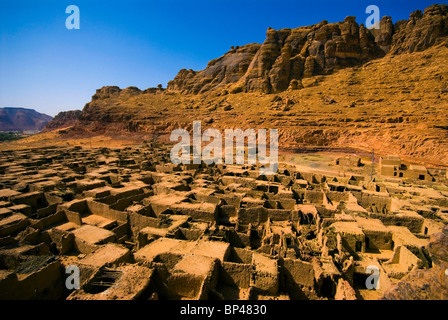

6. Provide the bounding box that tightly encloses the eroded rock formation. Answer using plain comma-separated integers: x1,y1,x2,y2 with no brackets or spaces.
168,4,448,94
42,110,82,132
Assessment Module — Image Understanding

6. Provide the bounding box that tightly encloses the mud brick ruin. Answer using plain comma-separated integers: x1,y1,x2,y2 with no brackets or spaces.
0,145,447,300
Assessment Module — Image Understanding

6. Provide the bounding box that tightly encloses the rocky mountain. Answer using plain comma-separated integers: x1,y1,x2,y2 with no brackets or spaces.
0,107,52,132
168,4,448,94
42,110,82,132
48,4,448,167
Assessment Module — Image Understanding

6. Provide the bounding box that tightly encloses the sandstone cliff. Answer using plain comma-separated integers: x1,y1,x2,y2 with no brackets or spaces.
168,43,261,94
42,110,82,132
53,4,448,167
168,4,448,94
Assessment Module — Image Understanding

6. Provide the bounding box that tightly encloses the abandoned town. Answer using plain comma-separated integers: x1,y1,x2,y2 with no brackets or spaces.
1,3,448,301
0,144,447,300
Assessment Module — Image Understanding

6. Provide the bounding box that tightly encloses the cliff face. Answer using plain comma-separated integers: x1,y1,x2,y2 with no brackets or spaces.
42,110,82,132
168,4,448,94
390,4,448,54
168,43,261,94
56,4,448,167
66,35,448,166
0,108,52,132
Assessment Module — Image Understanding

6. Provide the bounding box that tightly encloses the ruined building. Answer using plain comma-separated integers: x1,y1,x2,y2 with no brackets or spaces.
0,145,447,300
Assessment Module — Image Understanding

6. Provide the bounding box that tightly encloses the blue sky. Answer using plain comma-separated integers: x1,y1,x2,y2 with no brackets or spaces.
0,0,443,116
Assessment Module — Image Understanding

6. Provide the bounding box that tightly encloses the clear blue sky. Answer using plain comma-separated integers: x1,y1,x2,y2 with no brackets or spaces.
0,0,442,116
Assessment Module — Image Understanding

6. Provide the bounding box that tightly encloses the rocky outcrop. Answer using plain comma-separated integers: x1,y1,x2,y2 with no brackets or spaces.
390,5,448,54
59,4,448,167
168,43,261,94
238,17,386,93
91,86,122,101
91,86,164,101
168,4,448,94
42,110,82,132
